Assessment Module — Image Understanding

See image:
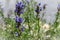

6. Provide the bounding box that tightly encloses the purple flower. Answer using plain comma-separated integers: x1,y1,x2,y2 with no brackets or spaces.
15,16,19,22
40,7,42,11
35,6,40,13
38,3,41,6
19,17,23,23
43,4,46,10
26,0,29,4
15,2,24,14
58,4,60,8
15,16,23,23
15,32,18,37
57,4,60,11
35,3,42,13
35,9,39,13
21,27,24,32
16,25,19,28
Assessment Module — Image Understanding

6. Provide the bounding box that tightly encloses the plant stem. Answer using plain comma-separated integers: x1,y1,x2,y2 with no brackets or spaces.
28,16,30,31
54,12,59,28
37,14,40,40
38,18,40,39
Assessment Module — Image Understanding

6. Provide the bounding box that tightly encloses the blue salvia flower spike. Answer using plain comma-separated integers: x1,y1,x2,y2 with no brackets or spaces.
15,2,24,15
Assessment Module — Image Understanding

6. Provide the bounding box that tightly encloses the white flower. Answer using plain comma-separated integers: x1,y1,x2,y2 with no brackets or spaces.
8,24,11,27
42,23,50,32
23,24,29,29
57,25,60,28
46,35,50,38
30,30,33,35
2,27,6,31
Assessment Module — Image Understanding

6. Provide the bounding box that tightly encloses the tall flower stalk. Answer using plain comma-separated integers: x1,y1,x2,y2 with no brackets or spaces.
24,0,33,31
35,3,41,39
15,2,24,37
53,4,60,28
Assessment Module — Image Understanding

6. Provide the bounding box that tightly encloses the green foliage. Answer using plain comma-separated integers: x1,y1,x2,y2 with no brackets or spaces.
0,0,60,40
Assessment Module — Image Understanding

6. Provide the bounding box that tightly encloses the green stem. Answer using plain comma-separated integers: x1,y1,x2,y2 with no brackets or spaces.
28,16,30,31
54,12,59,28
37,14,40,40
38,18,40,35
27,6,31,31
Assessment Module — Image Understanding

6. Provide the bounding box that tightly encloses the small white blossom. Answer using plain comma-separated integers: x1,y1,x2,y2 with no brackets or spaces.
42,23,50,32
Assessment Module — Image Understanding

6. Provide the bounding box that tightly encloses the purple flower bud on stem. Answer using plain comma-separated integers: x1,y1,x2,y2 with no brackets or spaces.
21,27,24,32
15,32,18,37
15,16,23,23
15,2,24,15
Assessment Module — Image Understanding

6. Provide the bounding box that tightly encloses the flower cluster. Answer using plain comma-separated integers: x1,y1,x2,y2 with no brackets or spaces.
15,16,23,28
15,16,23,23
15,2,24,36
35,3,42,14
15,2,24,15
35,3,42,18
15,2,24,28
43,4,46,10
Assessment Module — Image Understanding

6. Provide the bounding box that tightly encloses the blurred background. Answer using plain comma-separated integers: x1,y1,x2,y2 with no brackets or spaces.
0,0,60,40
0,0,60,25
